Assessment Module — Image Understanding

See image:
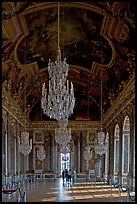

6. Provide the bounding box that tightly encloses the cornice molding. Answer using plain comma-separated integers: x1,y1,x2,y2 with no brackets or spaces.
28,121,99,132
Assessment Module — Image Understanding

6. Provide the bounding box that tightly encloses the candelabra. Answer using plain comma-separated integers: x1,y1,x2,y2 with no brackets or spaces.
37,146,46,161
19,132,32,156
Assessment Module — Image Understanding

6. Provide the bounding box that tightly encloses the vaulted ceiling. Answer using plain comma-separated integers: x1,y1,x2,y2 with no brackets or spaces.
2,2,135,122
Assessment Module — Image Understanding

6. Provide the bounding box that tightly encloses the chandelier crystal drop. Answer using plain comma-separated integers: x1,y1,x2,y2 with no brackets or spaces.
41,2,75,123
37,146,46,161
84,145,92,160
55,127,71,145
19,132,32,156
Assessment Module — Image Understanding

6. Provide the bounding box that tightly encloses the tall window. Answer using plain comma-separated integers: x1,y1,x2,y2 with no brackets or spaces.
60,153,70,172
114,124,120,174
122,116,130,183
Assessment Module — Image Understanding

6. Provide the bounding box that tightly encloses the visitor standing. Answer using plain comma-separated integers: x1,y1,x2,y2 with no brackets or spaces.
72,169,77,184
74,169,77,183
68,169,72,183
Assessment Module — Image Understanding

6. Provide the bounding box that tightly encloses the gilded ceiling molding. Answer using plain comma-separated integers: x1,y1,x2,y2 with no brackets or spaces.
90,16,116,72
100,18,116,66
103,75,135,129
22,2,106,16
2,85,27,127
122,102,134,123
2,5,23,43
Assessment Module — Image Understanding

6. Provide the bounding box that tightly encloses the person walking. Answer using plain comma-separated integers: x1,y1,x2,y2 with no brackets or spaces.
68,169,72,183
62,170,65,183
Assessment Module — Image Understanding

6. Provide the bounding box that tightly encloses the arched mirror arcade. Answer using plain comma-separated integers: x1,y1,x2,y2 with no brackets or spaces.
114,124,120,182
104,132,109,181
122,115,130,184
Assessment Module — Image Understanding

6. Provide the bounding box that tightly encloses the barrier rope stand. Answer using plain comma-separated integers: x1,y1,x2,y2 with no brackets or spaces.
110,178,135,202
2,187,18,201
17,186,27,202
127,187,135,202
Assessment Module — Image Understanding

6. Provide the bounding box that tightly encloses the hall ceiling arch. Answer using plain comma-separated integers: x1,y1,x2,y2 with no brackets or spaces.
2,1,135,122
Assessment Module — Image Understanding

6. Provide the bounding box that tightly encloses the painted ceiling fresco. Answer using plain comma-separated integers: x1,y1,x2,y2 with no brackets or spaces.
17,7,112,70
2,2,135,122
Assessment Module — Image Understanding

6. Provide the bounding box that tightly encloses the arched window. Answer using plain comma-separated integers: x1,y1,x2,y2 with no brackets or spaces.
122,116,130,184
114,124,120,181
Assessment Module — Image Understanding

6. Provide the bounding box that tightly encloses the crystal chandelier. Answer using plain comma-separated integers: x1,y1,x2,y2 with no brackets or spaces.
41,2,75,124
19,131,32,156
55,127,71,145
84,145,92,160
19,33,32,156
37,146,46,161
94,62,107,155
